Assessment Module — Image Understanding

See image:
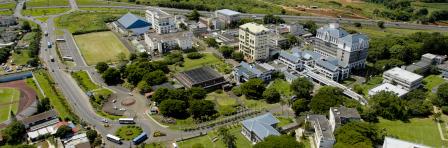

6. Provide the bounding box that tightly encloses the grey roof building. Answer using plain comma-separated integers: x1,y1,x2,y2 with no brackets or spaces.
233,61,275,83
306,115,335,148
329,106,361,132
241,113,280,144
174,66,226,89
314,23,369,72
113,13,151,35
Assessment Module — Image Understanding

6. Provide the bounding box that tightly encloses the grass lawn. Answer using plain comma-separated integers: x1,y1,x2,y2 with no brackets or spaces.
178,125,252,148
206,92,238,116
12,50,31,65
115,125,143,140
172,53,224,72
55,12,123,33
269,79,293,98
0,88,20,122
276,116,293,127
358,76,383,95
76,0,136,6
74,31,130,65
35,17,49,22
34,70,75,120
0,10,13,15
26,0,68,7
151,115,195,130
206,92,237,106
342,25,448,39
22,8,69,16
423,75,446,90
79,7,145,15
71,71,99,91
25,78,44,99
376,118,446,147
0,2,15,9
241,96,280,110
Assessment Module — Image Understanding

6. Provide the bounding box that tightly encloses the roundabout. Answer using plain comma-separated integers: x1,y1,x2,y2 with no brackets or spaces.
115,125,143,141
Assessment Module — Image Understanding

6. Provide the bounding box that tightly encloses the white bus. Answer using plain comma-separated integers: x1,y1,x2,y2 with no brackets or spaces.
106,134,122,144
118,118,135,124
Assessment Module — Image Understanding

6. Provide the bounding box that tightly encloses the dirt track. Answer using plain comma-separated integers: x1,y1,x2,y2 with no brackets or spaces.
0,80,38,112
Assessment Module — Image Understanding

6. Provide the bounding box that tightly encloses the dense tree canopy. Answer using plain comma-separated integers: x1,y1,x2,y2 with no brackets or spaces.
101,68,122,85
437,83,448,106
292,99,309,116
37,97,51,113
290,77,314,99
310,86,346,114
125,61,169,85
159,99,188,118
189,100,217,120
334,121,385,148
370,91,408,120
263,14,285,24
263,88,281,104
253,135,304,148
1,120,26,144
188,87,207,100
240,78,266,100
95,62,109,73
55,125,73,138
219,46,234,58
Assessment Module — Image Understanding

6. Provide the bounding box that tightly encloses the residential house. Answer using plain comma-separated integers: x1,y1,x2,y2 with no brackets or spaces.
239,22,270,62
112,13,150,36
383,67,423,91
62,133,90,148
328,106,361,132
233,61,275,83
306,115,335,148
241,113,280,144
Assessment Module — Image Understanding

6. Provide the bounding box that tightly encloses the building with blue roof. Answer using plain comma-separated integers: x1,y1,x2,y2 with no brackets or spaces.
112,13,151,35
233,61,275,84
314,23,369,71
241,113,280,144
277,47,349,81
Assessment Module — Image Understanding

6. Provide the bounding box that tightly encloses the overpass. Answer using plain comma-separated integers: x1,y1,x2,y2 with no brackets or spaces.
303,70,368,105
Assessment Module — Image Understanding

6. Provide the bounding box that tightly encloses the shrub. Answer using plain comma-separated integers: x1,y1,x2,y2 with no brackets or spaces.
187,52,204,59
442,106,448,115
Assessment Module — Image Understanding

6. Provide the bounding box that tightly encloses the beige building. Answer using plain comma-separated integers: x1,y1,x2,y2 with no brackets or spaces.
239,23,270,62
145,9,176,34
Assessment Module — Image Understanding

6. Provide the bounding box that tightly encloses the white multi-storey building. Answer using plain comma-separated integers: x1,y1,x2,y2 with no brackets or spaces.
215,9,240,27
146,9,176,34
307,115,335,148
314,23,369,70
144,31,193,54
383,67,423,91
239,23,270,62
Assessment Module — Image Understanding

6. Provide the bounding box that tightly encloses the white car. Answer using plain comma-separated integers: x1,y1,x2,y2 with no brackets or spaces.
101,118,108,123
119,108,126,111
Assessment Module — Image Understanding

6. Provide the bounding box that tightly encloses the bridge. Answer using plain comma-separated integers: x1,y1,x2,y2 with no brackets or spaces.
303,70,368,105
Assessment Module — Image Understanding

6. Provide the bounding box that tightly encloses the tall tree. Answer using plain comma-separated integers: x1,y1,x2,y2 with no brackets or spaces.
310,86,346,114
292,99,309,116
218,127,237,148
37,97,51,113
240,78,265,100
263,88,281,103
101,68,122,85
1,120,26,144
159,99,188,118
437,83,448,106
290,77,314,99
187,9,201,21
95,62,109,73
370,91,408,120
334,121,385,148
189,100,217,121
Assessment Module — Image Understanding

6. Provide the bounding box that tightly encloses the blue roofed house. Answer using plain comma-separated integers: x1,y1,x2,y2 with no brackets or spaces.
241,113,281,144
314,57,349,82
233,61,276,84
278,47,321,71
112,13,151,36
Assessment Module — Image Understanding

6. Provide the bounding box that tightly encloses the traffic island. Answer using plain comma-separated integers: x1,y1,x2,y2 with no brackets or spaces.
115,125,143,141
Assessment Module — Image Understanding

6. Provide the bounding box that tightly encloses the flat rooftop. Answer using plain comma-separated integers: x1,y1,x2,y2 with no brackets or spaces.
240,22,269,34
384,67,423,83
368,83,408,97
216,9,241,16
383,137,430,148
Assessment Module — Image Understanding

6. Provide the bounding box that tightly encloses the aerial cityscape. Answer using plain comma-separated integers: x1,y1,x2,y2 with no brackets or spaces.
0,0,448,147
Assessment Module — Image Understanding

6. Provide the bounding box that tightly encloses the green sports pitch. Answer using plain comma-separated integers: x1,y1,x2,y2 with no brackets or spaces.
0,88,20,123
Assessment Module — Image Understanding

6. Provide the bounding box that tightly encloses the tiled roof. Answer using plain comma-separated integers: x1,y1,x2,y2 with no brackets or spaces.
241,113,280,140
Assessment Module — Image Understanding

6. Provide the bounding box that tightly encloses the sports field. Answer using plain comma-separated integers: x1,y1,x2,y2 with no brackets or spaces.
74,31,130,65
0,88,20,122
26,0,68,7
